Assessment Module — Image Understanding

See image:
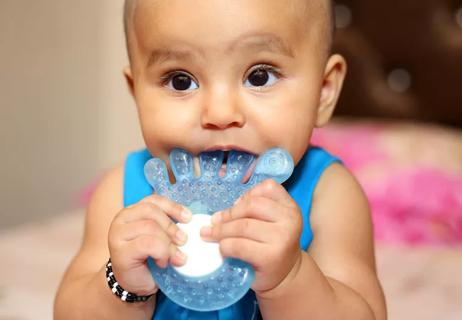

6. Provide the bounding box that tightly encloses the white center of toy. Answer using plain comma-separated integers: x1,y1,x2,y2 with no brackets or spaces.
174,214,223,277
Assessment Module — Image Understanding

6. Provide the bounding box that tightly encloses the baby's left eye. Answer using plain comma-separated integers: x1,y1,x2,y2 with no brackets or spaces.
244,66,280,88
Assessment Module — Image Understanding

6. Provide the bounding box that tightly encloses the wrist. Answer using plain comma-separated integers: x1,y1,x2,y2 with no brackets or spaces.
256,251,304,301
58,262,156,318
105,259,156,303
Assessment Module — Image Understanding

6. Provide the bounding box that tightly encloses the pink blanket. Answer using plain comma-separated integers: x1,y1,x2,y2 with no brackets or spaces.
312,120,462,246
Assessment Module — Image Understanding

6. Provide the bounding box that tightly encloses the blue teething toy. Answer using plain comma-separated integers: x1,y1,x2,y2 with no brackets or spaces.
144,147,294,311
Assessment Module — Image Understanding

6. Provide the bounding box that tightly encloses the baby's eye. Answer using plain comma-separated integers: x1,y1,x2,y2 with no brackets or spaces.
163,72,199,91
244,65,280,88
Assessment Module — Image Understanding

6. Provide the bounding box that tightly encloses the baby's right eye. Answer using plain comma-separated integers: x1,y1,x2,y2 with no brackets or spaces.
162,71,199,91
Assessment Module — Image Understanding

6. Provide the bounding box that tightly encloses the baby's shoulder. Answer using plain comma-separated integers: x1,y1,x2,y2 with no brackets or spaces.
85,164,125,233
70,163,126,256
310,162,371,232
91,164,124,207
316,162,364,197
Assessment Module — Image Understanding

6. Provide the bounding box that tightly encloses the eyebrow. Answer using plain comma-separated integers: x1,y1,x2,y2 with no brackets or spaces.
146,33,294,68
146,49,196,68
228,33,295,58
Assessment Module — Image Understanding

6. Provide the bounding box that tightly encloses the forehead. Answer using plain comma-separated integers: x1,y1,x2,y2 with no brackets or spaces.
130,0,326,57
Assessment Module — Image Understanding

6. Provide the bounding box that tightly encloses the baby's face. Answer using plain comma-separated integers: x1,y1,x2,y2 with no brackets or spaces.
125,0,345,166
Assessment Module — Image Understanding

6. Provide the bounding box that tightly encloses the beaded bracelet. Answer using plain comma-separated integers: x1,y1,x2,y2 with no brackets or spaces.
105,259,153,303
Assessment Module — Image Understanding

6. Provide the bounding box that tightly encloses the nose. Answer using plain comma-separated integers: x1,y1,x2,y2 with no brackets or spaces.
200,85,245,130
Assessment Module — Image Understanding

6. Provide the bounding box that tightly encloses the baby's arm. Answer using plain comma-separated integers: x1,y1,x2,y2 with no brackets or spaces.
54,165,189,319
54,166,151,319
257,163,386,319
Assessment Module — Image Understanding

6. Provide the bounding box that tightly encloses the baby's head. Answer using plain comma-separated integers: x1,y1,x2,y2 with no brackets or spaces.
123,0,346,166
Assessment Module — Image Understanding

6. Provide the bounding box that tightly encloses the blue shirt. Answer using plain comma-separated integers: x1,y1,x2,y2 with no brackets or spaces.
123,147,340,320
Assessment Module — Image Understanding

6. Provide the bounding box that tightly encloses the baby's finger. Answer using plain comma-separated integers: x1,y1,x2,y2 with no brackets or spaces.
129,234,187,269
121,219,188,246
201,218,272,243
117,203,187,242
124,194,192,223
218,238,266,268
246,179,294,206
211,195,279,225
140,194,192,223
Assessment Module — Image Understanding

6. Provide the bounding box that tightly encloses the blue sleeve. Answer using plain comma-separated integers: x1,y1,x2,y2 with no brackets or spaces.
123,149,154,207
284,146,342,250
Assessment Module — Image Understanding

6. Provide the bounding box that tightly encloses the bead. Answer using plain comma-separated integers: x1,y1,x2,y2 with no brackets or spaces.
105,258,153,303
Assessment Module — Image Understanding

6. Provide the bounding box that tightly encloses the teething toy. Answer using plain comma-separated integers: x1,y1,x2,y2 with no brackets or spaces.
144,147,294,311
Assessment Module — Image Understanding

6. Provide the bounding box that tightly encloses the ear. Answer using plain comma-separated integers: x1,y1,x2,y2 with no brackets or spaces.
123,66,136,98
315,54,347,127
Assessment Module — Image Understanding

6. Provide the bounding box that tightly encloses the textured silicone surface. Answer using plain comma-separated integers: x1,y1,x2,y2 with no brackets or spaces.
144,148,294,311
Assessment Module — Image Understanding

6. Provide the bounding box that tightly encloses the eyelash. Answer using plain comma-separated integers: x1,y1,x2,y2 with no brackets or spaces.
159,70,196,86
246,63,282,79
158,63,283,91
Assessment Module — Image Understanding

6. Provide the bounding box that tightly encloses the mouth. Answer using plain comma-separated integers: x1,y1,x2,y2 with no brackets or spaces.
202,147,257,181
203,145,256,154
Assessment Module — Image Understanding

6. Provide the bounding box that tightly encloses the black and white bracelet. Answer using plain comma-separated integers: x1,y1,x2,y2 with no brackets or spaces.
105,259,153,303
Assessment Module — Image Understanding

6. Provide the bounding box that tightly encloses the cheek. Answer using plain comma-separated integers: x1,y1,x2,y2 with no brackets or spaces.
270,112,315,154
246,86,318,158
137,89,196,129
136,94,196,150
250,85,318,129
284,100,318,160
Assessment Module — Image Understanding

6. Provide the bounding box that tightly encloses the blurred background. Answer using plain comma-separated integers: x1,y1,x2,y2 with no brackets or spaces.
1,0,461,319
0,0,142,229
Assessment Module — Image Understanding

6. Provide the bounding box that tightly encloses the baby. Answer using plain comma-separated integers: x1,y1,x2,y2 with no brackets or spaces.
55,0,386,319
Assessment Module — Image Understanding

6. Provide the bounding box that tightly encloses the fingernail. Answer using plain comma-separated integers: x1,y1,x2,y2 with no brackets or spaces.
176,230,187,243
175,249,187,261
181,208,192,221
211,211,222,224
200,226,212,237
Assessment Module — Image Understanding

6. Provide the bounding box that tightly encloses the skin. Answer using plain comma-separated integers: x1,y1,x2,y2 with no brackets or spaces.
54,0,386,319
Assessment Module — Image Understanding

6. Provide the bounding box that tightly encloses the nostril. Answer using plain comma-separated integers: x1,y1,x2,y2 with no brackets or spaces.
201,102,246,130
202,120,245,130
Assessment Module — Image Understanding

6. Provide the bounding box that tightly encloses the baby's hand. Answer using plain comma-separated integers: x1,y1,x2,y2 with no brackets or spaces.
201,179,303,294
108,195,192,296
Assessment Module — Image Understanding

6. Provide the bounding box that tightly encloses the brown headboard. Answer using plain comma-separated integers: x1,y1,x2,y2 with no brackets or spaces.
332,0,462,127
